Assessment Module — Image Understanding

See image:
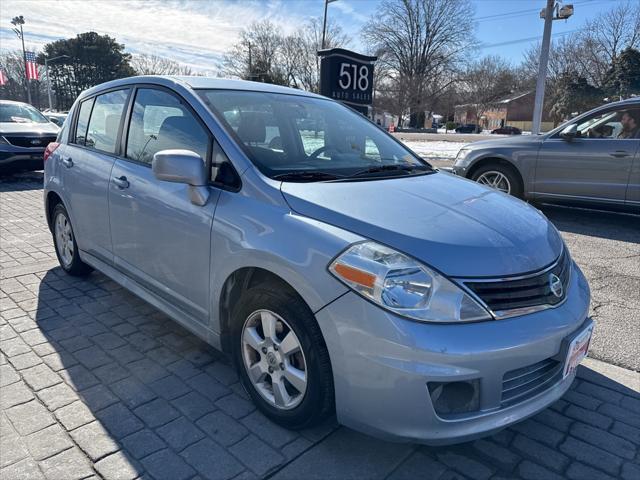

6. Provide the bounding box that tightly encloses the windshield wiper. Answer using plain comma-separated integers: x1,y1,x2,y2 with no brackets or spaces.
347,164,433,178
272,171,344,182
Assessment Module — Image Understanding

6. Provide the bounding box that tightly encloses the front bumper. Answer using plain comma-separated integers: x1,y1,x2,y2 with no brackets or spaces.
316,262,591,445
0,148,45,170
451,164,467,176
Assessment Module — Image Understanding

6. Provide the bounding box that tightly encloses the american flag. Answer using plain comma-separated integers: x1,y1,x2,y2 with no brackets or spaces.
25,51,38,80
0,70,7,86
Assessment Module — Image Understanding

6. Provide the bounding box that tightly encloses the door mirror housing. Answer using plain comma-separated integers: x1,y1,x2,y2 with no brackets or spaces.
152,149,210,206
560,124,578,140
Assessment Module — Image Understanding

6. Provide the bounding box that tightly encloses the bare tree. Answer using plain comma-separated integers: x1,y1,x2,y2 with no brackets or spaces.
131,53,195,76
460,55,517,131
362,0,475,127
222,18,350,90
0,49,47,107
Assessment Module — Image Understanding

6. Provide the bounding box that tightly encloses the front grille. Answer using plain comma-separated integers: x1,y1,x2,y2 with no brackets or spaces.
501,357,562,407
4,135,57,148
465,250,571,315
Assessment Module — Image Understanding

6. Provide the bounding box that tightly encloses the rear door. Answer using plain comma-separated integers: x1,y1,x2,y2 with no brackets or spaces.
62,88,130,262
534,106,639,205
108,86,219,324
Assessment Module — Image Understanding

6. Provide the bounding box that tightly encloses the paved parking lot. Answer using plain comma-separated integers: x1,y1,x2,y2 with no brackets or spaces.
1,171,639,480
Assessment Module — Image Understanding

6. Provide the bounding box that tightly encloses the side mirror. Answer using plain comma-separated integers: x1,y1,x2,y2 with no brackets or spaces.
560,124,578,140
152,149,210,206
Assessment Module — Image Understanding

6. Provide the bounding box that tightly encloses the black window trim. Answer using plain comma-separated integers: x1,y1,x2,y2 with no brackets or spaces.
69,86,133,157
119,83,241,192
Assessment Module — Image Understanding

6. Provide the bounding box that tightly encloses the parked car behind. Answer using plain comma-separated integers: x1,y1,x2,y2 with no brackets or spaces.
44,76,592,445
452,99,640,212
0,100,60,173
45,111,68,127
455,124,481,133
491,126,521,135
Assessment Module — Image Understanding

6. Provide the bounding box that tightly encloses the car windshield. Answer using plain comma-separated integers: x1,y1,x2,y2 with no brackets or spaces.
198,90,431,180
0,103,49,124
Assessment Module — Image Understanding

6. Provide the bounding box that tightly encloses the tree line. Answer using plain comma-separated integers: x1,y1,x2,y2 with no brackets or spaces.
0,0,638,123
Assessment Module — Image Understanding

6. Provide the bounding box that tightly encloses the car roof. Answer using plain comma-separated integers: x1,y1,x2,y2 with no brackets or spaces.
79,75,324,101
0,99,34,106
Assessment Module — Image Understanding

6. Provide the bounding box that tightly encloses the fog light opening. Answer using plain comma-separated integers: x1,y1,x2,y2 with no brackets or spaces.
428,380,480,416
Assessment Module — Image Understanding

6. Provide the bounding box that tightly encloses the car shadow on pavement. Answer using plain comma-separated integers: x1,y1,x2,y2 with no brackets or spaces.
10,268,338,480
1,266,634,479
540,204,640,243
0,170,44,192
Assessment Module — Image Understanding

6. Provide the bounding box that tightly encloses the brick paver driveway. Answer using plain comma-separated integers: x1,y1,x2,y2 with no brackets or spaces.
1,172,639,480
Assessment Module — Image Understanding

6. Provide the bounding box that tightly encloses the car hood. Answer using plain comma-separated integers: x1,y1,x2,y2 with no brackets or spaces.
280,172,562,278
0,122,59,135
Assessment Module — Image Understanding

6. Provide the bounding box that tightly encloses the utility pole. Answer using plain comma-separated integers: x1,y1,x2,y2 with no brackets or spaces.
321,0,338,50
532,1,574,134
11,15,31,104
45,55,69,110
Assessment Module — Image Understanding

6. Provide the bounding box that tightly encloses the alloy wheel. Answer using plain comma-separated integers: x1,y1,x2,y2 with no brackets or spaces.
54,212,75,268
241,309,308,410
476,170,512,194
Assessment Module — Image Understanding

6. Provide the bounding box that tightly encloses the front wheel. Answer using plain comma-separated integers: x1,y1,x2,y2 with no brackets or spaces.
471,164,523,198
52,203,92,276
232,286,334,429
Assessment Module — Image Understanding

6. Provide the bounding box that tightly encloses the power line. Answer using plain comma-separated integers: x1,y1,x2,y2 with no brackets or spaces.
474,0,597,23
479,29,579,49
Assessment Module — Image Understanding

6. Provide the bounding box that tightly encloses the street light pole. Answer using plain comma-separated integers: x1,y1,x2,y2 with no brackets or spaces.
321,0,338,50
531,1,574,134
45,55,69,110
11,15,31,104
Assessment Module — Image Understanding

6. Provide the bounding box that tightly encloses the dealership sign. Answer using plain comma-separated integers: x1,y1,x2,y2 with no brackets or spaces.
318,48,377,115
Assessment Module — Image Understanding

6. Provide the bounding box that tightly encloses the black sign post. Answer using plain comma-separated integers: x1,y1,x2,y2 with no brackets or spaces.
318,48,377,116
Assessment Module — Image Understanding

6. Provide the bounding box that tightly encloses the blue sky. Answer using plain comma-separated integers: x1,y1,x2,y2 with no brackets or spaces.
0,0,630,73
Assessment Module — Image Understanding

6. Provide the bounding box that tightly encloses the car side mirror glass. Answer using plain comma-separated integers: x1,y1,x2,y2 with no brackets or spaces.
560,124,578,140
152,149,210,206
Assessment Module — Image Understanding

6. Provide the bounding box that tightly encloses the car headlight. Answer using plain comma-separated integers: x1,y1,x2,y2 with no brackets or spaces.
329,241,491,323
454,148,472,166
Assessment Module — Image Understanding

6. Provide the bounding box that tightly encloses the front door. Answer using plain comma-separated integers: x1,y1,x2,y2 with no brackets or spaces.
109,87,218,324
534,106,639,205
62,89,129,262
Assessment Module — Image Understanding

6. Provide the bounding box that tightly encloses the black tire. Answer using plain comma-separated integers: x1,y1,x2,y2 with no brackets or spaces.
231,285,334,429
51,203,93,276
471,163,523,198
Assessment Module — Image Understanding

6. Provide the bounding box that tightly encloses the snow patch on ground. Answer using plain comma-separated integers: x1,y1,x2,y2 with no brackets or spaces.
402,140,467,161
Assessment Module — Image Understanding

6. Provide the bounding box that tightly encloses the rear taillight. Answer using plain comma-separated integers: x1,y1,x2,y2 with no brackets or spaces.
44,142,60,163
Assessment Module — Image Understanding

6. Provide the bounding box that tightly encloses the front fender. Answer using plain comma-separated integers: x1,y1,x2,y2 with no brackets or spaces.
208,186,362,334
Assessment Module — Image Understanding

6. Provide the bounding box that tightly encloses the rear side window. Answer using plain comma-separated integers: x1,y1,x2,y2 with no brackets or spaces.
85,89,129,154
125,88,209,165
74,98,94,145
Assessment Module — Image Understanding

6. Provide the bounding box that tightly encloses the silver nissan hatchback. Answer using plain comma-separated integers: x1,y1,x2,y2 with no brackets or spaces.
44,76,592,445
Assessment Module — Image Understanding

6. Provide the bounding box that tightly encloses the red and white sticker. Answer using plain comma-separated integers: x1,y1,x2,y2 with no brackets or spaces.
563,325,593,379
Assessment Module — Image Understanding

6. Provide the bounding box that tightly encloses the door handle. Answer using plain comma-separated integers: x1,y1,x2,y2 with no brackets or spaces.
61,157,73,168
113,175,129,189
610,151,630,158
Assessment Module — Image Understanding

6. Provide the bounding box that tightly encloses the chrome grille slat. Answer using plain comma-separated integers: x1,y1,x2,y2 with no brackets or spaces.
4,135,57,148
501,357,562,407
465,251,570,314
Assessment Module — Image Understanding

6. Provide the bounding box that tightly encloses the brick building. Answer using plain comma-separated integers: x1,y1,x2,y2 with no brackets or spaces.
455,92,554,132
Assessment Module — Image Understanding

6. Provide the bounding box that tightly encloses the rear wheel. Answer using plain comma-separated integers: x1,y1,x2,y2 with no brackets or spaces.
471,163,523,198
232,286,334,429
52,204,92,276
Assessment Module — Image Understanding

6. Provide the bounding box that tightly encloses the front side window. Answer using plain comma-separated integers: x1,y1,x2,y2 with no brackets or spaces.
85,89,129,153
0,102,49,124
126,88,209,165
574,107,640,139
198,90,430,180
74,98,94,145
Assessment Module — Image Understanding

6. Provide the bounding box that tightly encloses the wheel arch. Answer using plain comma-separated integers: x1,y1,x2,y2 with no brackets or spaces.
45,190,64,232
217,267,313,355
